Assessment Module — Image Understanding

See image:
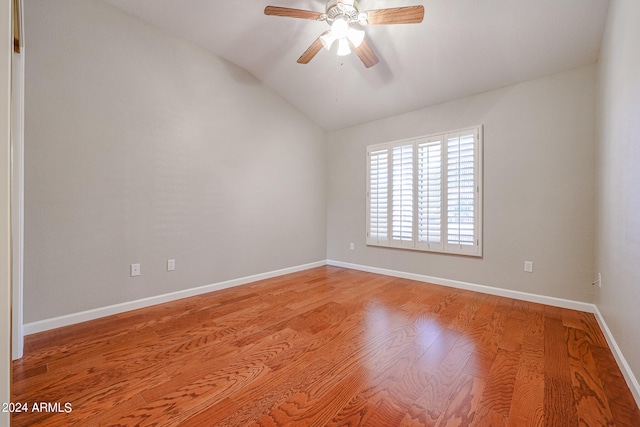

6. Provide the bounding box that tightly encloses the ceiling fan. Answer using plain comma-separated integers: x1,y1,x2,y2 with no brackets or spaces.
264,0,424,68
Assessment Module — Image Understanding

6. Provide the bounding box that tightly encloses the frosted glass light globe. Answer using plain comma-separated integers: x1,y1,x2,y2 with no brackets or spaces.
331,18,349,39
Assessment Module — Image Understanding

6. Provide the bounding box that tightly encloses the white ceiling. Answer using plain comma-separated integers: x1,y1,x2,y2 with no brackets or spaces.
103,0,610,130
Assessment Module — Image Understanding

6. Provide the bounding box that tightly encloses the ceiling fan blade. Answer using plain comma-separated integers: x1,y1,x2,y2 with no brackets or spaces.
365,6,424,25
264,6,322,20
350,39,379,68
297,37,324,64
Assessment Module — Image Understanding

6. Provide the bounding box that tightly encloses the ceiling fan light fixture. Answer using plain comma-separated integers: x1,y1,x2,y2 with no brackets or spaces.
347,27,364,47
320,31,336,50
331,17,349,39
337,38,351,56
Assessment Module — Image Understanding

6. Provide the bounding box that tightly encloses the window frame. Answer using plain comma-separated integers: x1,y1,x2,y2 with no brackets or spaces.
366,125,483,257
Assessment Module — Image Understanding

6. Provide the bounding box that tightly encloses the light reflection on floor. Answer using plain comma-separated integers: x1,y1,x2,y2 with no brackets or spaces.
361,299,478,379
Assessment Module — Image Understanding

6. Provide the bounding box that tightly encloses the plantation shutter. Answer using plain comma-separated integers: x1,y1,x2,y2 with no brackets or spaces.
391,144,414,247
367,147,389,244
446,130,478,253
366,126,482,256
417,138,443,250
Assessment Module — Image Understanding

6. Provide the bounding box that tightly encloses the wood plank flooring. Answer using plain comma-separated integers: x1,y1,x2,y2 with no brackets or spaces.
11,266,640,426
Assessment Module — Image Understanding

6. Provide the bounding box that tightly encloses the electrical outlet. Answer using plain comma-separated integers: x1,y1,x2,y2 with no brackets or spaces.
167,259,176,271
131,263,141,277
349,242,355,250
524,261,533,273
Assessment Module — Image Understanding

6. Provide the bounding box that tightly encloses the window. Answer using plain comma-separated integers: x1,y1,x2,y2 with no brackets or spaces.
366,126,483,256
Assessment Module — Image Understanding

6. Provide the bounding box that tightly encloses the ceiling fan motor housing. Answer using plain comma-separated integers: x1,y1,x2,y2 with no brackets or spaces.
325,0,361,22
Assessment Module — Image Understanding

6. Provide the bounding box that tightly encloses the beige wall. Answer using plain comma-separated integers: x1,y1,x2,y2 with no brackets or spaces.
23,0,326,323
597,0,640,386
327,65,597,302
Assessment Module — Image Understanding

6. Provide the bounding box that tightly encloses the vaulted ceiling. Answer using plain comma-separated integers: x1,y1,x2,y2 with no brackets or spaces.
103,0,610,130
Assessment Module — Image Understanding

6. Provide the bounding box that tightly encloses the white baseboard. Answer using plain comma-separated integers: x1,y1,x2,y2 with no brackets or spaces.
23,258,640,407
25,259,593,335
23,260,327,336
327,260,595,313
593,306,640,408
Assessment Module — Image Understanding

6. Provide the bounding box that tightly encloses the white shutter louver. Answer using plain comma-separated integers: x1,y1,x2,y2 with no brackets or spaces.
447,132,476,248
418,140,443,250
368,148,388,244
391,144,413,245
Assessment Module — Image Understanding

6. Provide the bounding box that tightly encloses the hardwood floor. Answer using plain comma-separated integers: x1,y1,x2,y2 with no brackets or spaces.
11,266,640,426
